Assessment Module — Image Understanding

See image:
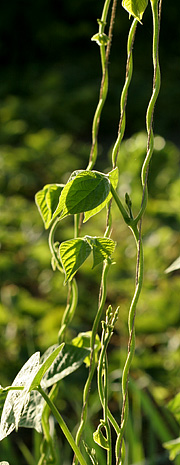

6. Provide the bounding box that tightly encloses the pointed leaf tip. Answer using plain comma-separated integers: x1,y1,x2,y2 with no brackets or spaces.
122,0,148,22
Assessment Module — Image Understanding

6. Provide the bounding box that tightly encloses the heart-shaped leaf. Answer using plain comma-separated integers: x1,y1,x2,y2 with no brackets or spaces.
59,238,92,282
92,237,116,268
35,184,64,229
122,0,148,22
84,167,119,222
54,170,110,220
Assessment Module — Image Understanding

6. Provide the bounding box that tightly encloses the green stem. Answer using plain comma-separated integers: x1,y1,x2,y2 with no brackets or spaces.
112,18,138,168
115,226,143,465
114,3,162,462
73,260,111,464
38,383,60,465
87,0,114,170
134,0,161,224
110,184,131,225
49,217,63,272
37,385,88,465
58,279,78,343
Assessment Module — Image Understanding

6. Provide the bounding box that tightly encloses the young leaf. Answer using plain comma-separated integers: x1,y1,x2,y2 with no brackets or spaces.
122,0,148,22
29,343,64,391
93,422,109,450
59,238,92,282
72,332,101,367
35,184,64,229
41,344,90,388
167,393,180,424
54,170,110,220
84,167,119,222
87,237,116,268
163,437,180,461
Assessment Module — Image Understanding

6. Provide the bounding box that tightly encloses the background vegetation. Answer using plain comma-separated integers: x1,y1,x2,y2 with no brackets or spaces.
0,0,180,463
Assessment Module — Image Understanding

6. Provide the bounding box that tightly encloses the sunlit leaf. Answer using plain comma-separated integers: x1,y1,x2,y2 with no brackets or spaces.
87,237,116,268
93,422,109,450
72,332,101,367
41,344,90,387
163,437,180,461
0,352,40,440
84,167,119,222
91,33,110,46
59,238,91,282
19,390,44,433
122,0,148,22
54,170,110,220
35,184,64,229
29,344,64,391
167,393,180,424
165,256,180,273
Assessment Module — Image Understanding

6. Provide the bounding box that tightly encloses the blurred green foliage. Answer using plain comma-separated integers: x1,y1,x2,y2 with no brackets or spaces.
0,0,180,463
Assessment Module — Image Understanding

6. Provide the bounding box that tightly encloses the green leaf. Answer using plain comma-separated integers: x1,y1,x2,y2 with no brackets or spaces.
72,332,101,367
35,184,64,229
93,422,109,450
0,352,40,440
55,170,110,220
59,238,92,282
167,393,180,424
19,390,44,433
0,390,8,420
122,0,148,22
89,237,116,268
163,437,180,461
41,344,90,387
91,33,110,46
84,167,118,222
29,344,64,391
165,256,180,273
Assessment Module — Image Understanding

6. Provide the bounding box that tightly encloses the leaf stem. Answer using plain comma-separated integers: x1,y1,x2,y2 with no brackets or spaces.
48,217,63,272
73,260,111,464
58,279,78,343
37,385,88,465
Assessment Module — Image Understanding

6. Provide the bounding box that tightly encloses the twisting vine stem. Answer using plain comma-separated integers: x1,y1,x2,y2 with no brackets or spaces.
106,17,138,232
114,1,162,464
73,259,111,465
87,0,117,170
112,17,138,169
97,306,119,464
135,0,162,225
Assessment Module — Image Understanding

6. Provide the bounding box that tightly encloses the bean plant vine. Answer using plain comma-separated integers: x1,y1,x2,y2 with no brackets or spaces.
0,0,164,464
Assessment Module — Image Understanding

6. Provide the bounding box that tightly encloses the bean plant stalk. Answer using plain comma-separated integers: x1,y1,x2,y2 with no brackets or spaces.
0,1,163,465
